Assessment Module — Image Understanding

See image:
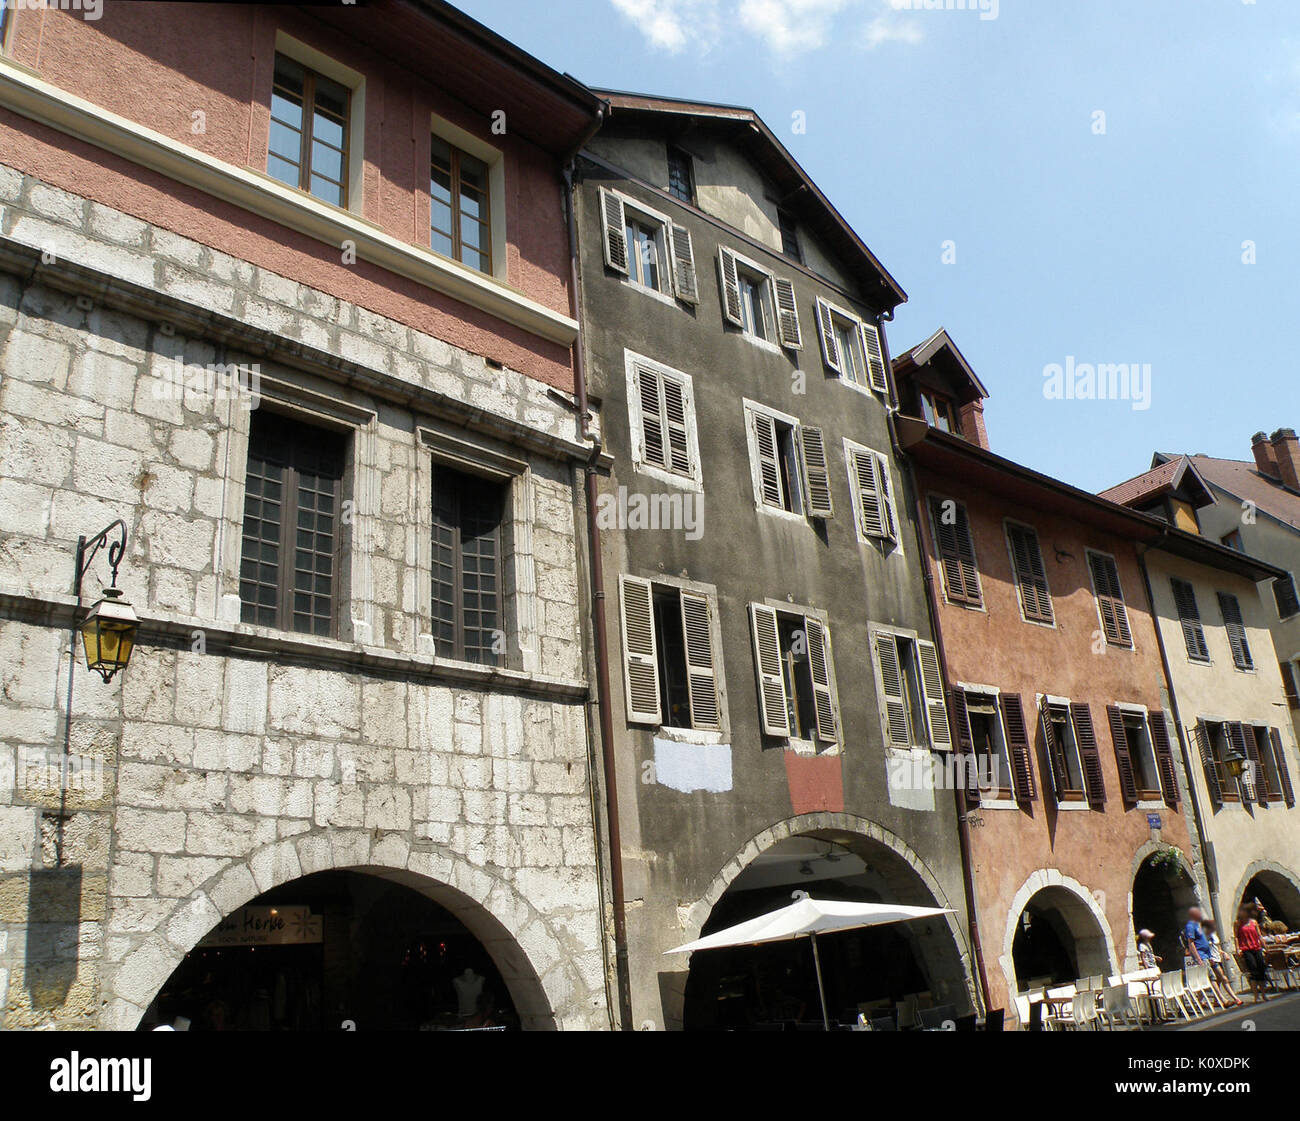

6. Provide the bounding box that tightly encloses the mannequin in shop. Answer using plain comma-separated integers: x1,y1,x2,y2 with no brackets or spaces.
453,967,485,1016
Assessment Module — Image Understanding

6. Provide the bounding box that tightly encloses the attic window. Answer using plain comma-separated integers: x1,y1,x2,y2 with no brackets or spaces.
667,146,695,204
778,208,802,262
920,389,959,434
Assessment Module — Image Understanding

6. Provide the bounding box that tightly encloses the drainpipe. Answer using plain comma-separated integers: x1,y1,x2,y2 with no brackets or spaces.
878,316,992,1019
1134,536,1226,941
561,129,633,1031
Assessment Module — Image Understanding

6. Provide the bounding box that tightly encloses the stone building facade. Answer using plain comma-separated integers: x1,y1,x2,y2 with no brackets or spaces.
0,1,610,1029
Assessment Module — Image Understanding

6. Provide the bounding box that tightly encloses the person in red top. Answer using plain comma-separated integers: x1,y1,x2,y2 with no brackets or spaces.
1235,905,1270,1003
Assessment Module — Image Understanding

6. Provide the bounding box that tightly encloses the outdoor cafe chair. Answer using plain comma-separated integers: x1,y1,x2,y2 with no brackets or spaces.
869,1016,898,1032
1185,964,1223,1012
1064,991,1100,1031
896,996,920,1030
1099,984,1142,1031
1159,970,1198,1021
1265,948,1298,991
917,1004,957,1031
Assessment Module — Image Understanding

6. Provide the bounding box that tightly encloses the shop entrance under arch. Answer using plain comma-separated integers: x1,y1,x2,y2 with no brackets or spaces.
140,869,520,1030
1011,886,1111,992
1132,853,1199,970
681,834,970,1030
1241,869,1300,932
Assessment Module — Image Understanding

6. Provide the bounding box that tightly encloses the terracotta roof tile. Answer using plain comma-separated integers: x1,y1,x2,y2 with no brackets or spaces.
1099,458,1182,506
1184,454,1300,533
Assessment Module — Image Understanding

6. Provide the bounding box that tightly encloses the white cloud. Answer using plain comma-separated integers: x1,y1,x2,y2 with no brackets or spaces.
608,0,921,55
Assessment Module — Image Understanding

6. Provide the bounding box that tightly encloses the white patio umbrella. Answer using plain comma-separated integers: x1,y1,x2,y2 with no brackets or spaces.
665,891,954,1031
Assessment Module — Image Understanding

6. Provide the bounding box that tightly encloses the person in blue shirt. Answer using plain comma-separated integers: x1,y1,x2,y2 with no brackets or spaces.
1183,907,1242,1008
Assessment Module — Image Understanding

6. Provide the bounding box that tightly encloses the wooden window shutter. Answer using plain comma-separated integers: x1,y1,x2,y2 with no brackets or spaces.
878,456,899,543
1071,702,1106,807
1008,524,1053,623
1268,728,1296,808
635,365,666,470
873,632,911,747
815,297,842,374
1147,711,1181,807
1217,592,1253,670
1089,553,1132,647
772,277,802,349
1274,574,1300,620
1245,726,1271,807
1228,721,1254,803
752,411,784,508
1194,721,1223,809
1171,578,1209,661
799,427,833,519
948,689,982,806
679,592,720,730
750,603,790,736
916,640,951,750
1106,705,1139,805
853,450,886,539
717,247,743,327
1038,698,1068,801
1000,694,1037,802
860,320,888,393
930,496,981,606
670,224,698,303
1281,660,1300,709
661,375,692,476
599,188,629,275
805,617,837,744
619,576,660,725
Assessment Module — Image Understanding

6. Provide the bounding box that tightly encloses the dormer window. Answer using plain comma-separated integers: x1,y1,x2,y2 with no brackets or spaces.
920,388,959,434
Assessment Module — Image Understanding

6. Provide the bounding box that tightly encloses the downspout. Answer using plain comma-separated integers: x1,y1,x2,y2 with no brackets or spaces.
561,113,633,1030
1135,535,1225,940
877,314,992,1019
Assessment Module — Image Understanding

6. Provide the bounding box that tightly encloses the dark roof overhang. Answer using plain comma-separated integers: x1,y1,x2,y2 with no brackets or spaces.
892,328,989,404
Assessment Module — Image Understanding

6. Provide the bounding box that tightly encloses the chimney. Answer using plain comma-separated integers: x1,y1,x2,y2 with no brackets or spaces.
1252,432,1278,478
959,399,990,451
1271,428,1300,492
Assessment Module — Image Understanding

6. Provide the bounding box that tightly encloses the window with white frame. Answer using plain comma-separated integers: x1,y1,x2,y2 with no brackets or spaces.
844,440,900,548
599,187,699,303
814,297,887,394
744,401,832,520
718,247,801,350
619,576,721,731
750,603,837,743
961,690,1012,799
871,628,950,751
626,352,702,488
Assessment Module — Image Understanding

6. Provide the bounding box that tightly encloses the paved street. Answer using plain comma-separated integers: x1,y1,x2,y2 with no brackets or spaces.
1172,991,1300,1032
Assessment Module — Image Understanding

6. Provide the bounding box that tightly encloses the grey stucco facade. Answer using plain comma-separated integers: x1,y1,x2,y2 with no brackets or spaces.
575,109,977,1030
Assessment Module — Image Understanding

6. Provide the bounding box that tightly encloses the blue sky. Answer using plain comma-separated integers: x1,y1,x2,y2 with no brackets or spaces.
462,0,1298,492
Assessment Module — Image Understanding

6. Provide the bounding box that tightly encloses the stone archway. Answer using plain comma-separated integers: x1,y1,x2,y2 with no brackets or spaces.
1128,844,1201,974
1001,870,1118,999
1234,861,1300,930
101,831,578,1031
672,812,975,1029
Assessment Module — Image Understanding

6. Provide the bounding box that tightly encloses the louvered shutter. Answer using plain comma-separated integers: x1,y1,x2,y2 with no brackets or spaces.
1106,705,1139,805
1246,725,1271,806
661,375,692,476
717,247,743,327
619,576,660,725
670,224,698,303
931,497,981,605
877,456,899,543
1229,721,1255,804
1072,702,1106,807
1001,694,1037,802
680,592,719,730
1218,592,1253,670
1089,553,1132,646
772,277,802,349
1171,578,1209,661
915,640,951,750
852,449,886,539
860,320,888,393
1195,721,1223,809
1280,661,1300,710
1008,525,1053,623
805,617,837,744
752,411,784,509
750,603,790,737
636,365,666,470
815,297,842,374
599,188,629,275
1039,698,1067,801
799,427,833,519
1274,575,1300,620
949,689,982,805
1148,711,1181,807
1269,728,1296,808
874,632,911,747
